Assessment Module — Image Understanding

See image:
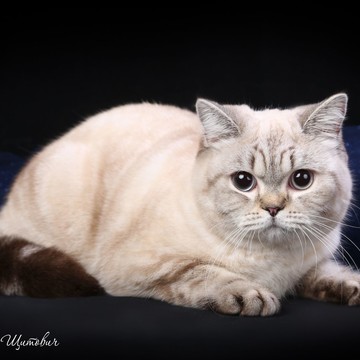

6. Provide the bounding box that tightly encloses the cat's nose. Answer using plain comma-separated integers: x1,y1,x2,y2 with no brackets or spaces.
264,207,283,217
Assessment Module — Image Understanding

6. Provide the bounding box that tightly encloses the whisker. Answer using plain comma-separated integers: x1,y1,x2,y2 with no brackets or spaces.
248,230,256,253
312,220,360,257
306,223,359,271
299,227,318,277
308,214,360,229
303,225,341,270
347,202,360,225
294,228,305,269
203,223,251,295
336,244,360,271
315,227,359,271
349,200,360,212
203,223,237,293
256,229,266,249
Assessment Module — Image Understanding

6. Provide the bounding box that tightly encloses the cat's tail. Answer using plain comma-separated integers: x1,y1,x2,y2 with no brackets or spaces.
0,236,105,297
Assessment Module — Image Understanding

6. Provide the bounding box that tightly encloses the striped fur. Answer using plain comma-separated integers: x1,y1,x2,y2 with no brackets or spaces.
0,95,358,315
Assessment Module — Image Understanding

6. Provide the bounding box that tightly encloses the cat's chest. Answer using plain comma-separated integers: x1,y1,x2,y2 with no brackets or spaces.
222,246,318,296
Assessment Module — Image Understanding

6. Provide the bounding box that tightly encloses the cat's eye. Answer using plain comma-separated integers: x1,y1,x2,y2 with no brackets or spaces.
231,171,257,192
289,169,314,190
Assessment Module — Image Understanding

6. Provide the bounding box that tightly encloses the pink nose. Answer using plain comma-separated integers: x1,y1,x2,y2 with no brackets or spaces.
266,207,282,217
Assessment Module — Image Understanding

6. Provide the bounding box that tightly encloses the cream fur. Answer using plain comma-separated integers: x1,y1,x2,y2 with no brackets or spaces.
0,96,356,315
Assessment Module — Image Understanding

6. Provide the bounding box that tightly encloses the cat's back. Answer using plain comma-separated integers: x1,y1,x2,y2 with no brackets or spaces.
60,102,203,194
0,103,203,252
55,103,201,154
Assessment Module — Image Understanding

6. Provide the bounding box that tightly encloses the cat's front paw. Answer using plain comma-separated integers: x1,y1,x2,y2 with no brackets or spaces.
203,284,280,316
304,276,360,305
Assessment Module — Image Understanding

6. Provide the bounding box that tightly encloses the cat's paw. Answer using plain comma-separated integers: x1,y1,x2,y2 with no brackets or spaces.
202,284,280,316
309,276,360,305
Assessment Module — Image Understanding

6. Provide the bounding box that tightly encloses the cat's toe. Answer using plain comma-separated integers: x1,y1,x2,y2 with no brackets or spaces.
201,288,280,316
201,294,242,315
240,289,280,316
344,280,360,305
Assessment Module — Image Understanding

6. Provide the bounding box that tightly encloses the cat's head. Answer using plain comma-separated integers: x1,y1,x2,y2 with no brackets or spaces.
195,94,352,246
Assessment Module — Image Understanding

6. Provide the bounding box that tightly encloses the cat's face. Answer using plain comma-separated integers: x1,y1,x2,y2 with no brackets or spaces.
195,94,352,245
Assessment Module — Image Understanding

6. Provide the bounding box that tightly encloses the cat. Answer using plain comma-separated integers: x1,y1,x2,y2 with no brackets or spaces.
0,93,359,316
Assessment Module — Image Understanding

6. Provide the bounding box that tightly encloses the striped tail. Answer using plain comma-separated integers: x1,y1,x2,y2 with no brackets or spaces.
0,236,105,297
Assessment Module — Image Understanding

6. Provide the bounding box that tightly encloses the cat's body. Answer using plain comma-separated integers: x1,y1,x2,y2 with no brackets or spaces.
0,95,359,315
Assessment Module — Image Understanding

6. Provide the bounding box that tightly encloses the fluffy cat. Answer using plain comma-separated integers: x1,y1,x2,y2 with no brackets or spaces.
0,93,358,316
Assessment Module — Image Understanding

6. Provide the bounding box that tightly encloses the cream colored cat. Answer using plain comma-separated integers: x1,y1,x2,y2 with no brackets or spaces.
0,93,358,316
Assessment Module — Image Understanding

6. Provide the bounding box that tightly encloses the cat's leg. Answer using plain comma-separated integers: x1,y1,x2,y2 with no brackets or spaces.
0,236,105,297
297,260,360,305
143,258,280,316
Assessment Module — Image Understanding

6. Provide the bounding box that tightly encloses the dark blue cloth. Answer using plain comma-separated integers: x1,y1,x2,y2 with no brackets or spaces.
0,152,24,206
345,126,360,200
342,126,360,265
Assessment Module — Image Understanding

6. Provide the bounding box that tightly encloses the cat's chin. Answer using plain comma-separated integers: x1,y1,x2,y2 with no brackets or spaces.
266,224,284,234
262,223,292,244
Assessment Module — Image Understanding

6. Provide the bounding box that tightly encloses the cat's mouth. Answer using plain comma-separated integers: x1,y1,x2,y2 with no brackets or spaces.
242,216,295,232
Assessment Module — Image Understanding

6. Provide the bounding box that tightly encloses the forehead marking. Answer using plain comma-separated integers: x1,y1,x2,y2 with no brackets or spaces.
253,148,267,178
279,146,295,173
252,143,295,180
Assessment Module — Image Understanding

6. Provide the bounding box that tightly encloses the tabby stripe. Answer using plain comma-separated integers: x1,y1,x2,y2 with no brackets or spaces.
279,150,287,168
147,259,207,293
250,154,256,171
328,171,341,190
290,151,295,170
259,149,267,169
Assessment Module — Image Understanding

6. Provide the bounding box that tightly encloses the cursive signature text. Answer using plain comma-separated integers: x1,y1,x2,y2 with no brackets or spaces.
0,331,60,350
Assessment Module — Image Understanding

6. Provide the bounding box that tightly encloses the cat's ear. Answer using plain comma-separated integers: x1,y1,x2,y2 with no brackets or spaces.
196,99,240,147
301,93,348,138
